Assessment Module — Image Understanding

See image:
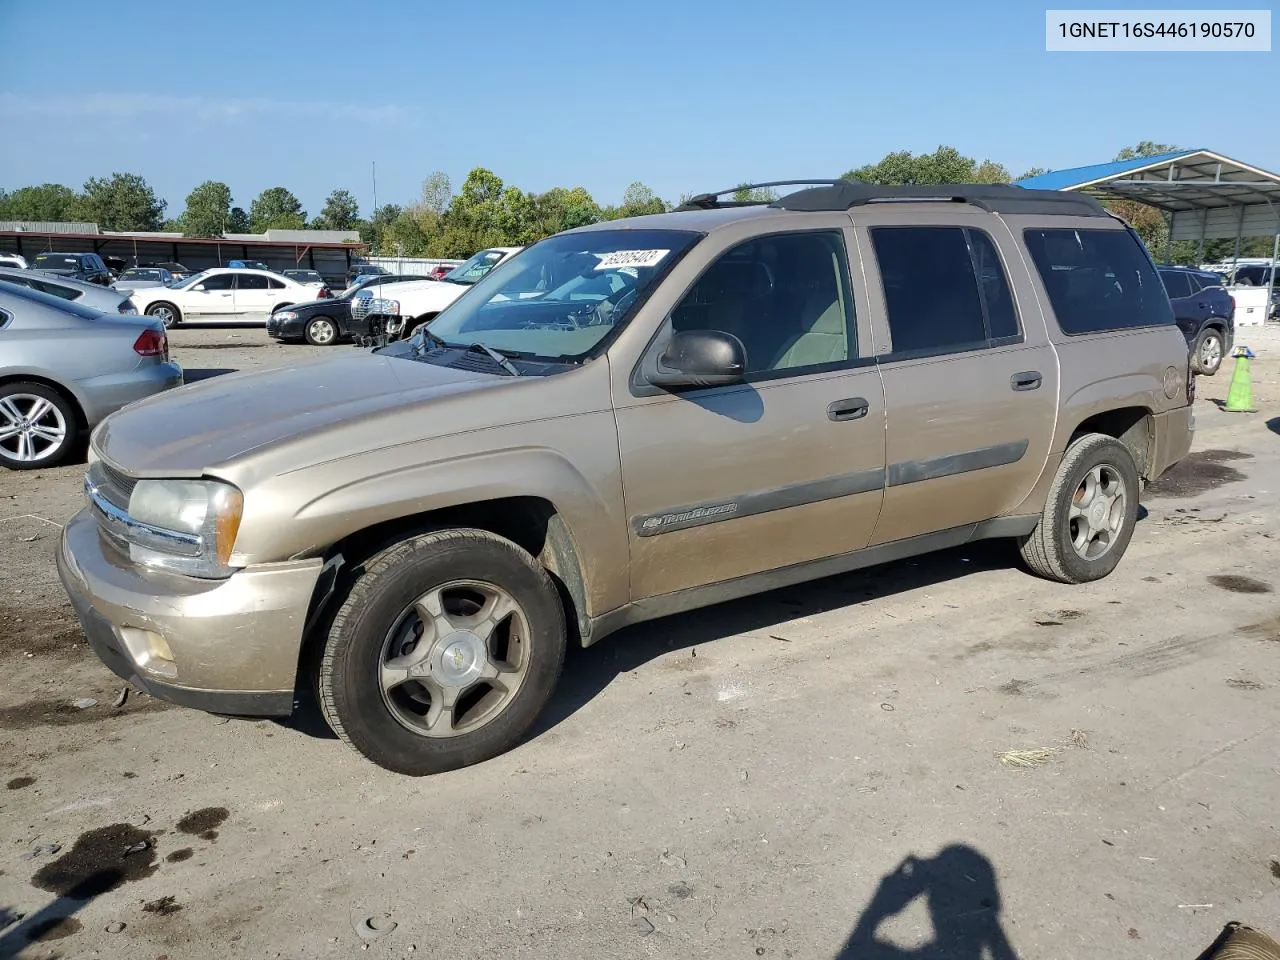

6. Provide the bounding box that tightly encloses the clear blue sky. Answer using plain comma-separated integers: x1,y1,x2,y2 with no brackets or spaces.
0,0,1273,218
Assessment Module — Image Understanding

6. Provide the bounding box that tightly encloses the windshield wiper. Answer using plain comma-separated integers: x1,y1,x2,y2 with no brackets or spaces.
413,325,450,353
467,342,521,376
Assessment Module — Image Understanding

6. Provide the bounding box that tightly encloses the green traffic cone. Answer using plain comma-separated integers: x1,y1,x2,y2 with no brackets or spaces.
1223,346,1256,414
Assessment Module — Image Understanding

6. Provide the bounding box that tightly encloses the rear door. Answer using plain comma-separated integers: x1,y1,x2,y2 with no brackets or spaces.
857,213,1058,545
232,273,272,319
1158,269,1199,341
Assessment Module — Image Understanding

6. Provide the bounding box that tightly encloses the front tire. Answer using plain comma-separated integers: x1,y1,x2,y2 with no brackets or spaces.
0,382,79,470
304,316,339,346
1192,327,1225,376
317,529,567,775
146,302,181,327
1018,434,1139,584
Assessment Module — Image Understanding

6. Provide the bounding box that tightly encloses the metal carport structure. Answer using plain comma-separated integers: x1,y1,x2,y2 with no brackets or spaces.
1016,149,1279,318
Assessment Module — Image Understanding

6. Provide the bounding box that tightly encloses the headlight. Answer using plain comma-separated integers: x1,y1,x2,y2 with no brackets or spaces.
126,479,244,578
274,310,298,321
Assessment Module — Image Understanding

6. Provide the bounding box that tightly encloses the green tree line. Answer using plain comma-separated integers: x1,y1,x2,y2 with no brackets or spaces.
2,144,1273,263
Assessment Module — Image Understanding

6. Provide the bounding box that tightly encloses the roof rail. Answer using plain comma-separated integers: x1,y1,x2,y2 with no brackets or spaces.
676,180,845,211
772,181,1109,217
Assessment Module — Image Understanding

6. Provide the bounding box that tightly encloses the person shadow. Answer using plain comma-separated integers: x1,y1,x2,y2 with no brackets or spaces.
836,845,1019,960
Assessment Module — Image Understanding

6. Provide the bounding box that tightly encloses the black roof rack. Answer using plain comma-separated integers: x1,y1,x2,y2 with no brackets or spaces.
771,181,1108,217
676,180,843,211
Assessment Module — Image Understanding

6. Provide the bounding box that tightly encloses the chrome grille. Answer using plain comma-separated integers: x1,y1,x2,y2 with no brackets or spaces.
88,460,135,510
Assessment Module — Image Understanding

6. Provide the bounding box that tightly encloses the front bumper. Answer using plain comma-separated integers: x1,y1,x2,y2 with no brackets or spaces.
56,509,324,716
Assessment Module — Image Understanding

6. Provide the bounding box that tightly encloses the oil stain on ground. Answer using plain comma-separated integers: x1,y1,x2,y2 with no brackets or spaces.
0,694,168,731
30,823,157,898
143,895,182,916
177,807,228,841
7,776,35,790
1209,575,1273,595
165,848,194,863
1241,616,1280,642
1145,449,1251,499
0,598,86,660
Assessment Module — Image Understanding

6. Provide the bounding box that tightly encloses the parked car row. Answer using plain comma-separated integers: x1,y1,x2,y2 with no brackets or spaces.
0,280,182,469
1155,265,1236,375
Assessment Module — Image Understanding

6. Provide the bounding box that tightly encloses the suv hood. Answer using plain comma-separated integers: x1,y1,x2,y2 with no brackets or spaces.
94,352,504,474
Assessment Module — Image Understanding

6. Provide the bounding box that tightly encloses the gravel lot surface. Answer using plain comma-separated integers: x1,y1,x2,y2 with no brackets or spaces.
2,324,1279,960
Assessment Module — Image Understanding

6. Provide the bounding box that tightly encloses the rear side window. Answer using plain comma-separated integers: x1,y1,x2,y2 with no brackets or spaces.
870,226,1021,356
1190,273,1222,291
236,274,269,290
1159,271,1193,299
267,277,286,289
1024,228,1174,335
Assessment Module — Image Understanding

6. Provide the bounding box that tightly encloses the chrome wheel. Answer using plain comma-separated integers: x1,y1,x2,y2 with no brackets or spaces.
378,580,531,739
307,318,337,345
0,393,68,463
1198,333,1222,372
148,305,176,327
1068,463,1126,561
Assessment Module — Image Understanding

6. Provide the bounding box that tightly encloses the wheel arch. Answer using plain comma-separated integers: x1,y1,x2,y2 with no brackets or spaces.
1067,406,1154,479
0,373,88,430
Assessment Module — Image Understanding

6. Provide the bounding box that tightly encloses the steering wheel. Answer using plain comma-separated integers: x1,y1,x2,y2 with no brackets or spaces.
589,286,639,327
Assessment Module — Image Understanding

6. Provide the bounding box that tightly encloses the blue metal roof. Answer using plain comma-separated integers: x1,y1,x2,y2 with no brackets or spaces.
1015,149,1208,190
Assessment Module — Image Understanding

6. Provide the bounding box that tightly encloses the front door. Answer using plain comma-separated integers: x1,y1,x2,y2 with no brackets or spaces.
187,271,235,316
614,227,887,601
859,219,1058,545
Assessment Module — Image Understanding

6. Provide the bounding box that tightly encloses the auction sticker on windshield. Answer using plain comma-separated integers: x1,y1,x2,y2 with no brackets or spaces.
594,249,669,271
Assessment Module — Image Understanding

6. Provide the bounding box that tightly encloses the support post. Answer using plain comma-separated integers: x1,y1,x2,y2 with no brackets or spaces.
1269,230,1279,324
1230,205,1246,282
1162,211,1173,264
1196,208,1208,263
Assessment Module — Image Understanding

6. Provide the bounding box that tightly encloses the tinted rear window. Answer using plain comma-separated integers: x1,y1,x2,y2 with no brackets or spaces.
0,279,104,320
1158,270,1193,299
1023,228,1174,335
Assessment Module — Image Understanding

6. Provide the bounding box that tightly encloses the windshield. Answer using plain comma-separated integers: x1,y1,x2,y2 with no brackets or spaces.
34,255,80,269
420,229,701,360
441,250,510,285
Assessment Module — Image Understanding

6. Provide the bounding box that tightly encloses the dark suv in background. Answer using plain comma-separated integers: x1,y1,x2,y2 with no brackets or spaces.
1157,265,1235,375
31,252,113,286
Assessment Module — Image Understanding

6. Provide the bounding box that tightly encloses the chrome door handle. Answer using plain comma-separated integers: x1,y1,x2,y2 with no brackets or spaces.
828,398,869,422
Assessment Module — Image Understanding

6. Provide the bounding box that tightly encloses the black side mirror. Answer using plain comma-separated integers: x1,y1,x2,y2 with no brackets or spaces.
646,330,747,389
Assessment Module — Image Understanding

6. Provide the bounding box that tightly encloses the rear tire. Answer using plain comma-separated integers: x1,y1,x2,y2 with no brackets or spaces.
0,382,79,470
1018,434,1139,584
146,302,181,328
1192,326,1225,376
317,528,567,776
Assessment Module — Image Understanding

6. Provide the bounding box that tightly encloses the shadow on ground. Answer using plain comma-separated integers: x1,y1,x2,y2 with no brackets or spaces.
836,845,1019,959
181,368,237,383
530,539,1015,740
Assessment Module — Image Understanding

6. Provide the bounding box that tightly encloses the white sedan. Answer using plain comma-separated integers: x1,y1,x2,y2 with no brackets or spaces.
127,268,317,327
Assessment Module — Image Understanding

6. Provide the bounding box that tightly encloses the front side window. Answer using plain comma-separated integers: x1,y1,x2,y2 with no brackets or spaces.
1023,228,1174,335
423,229,701,360
670,231,855,375
199,273,235,291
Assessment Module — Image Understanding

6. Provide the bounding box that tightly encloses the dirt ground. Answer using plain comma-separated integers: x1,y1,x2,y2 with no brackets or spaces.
2,324,1279,960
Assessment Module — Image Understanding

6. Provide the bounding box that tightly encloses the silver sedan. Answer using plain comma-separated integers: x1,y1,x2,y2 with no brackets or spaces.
0,280,183,469
0,267,140,316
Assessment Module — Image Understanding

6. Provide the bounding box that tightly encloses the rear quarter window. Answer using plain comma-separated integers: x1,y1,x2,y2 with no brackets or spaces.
1023,228,1175,335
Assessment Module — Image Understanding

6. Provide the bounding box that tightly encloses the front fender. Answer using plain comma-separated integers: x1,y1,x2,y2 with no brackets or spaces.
229,422,629,620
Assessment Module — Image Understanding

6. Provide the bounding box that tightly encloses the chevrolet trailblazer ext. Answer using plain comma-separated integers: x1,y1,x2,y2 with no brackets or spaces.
59,182,1194,776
